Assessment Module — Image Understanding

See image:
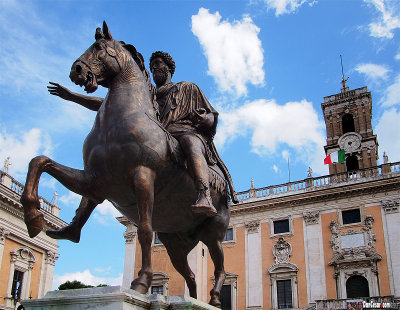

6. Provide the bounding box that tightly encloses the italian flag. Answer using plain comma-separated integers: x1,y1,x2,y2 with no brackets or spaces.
324,149,345,165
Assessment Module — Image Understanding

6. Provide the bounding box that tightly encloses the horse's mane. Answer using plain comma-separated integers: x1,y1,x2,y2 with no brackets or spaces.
120,41,153,90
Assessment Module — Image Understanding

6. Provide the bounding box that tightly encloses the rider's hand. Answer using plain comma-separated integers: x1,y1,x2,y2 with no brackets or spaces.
189,108,213,129
47,82,73,100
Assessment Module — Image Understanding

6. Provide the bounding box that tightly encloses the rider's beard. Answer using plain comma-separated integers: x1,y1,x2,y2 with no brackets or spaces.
153,68,169,86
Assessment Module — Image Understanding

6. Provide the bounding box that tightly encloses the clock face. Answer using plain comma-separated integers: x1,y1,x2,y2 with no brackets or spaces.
339,133,361,152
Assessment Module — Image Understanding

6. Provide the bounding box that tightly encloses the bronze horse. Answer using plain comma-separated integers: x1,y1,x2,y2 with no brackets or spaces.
21,22,233,307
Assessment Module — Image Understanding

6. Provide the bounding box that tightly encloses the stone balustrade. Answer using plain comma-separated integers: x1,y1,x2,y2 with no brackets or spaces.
324,86,368,103
236,162,400,203
0,170,59,216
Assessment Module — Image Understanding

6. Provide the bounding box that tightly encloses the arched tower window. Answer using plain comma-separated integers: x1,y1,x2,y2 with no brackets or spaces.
342,113,355,134
346,275,369,298
346,155,359,172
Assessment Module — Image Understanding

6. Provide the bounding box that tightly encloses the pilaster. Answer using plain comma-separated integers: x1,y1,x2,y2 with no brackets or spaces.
245,221,262,309
303,211,327,303
122,225,138,288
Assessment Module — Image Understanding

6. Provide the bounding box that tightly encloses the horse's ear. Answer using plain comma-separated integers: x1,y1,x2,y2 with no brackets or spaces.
102,21,113,40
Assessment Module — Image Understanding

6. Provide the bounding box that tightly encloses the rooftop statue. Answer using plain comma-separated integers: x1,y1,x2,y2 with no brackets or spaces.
21,21,237,307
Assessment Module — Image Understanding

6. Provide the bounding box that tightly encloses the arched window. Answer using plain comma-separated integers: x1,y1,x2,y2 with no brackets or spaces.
346,275,369,298
342,114,355,134
346,155,359,172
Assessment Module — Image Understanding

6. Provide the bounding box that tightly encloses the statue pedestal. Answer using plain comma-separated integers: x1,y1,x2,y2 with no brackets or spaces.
21,286,218,310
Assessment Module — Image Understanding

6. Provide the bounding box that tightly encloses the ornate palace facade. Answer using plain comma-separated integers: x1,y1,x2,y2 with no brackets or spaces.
0,168,66,310
120,84,400,309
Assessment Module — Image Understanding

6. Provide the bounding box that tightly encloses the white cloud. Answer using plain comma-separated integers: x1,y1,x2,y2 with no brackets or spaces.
52,269,122,290
263,0,316,16
59,191,81,208
375,107,400,163
355,63,389,82
380,73,400,107
93,200,122,225
0,1,99,132
273,164,279,173
364,0,400,39
192,8,264,97
0,128,52,179
215,98,327,174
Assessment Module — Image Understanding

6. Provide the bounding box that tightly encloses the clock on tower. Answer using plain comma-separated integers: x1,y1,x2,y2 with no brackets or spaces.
321,78,378,175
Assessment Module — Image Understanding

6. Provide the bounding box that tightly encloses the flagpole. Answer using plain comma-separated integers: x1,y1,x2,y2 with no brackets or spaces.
288,157,290,183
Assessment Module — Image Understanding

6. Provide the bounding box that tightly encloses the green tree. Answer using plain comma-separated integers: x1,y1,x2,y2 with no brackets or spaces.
58,280,93,290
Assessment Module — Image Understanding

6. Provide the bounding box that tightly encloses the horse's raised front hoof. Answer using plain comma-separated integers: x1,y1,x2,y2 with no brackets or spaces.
46,225,81,243
25,212,45,238
130,270,153,294
209,295,222,308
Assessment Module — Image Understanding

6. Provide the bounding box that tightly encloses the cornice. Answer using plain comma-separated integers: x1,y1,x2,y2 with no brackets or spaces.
0,190,67,230
231,176,400,216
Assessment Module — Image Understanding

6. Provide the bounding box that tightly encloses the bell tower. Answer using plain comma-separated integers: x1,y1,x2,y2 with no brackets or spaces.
321,75,378,174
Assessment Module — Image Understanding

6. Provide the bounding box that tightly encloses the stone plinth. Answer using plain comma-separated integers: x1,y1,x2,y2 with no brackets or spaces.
21,286,218,310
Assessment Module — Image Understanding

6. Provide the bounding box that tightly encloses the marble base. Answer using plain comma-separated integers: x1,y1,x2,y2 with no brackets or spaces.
21,286,218,310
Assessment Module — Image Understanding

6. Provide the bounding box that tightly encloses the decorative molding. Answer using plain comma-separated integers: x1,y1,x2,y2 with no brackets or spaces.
272,237,292,264
381,199,399,214
124,230,137,243
329,217,382,271
45,250,59,266
303,211,320,225
0,226,10,244
245,221,260,234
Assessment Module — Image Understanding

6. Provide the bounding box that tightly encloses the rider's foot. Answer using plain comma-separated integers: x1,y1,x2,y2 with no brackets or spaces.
191,189,217,217
46,224,81,243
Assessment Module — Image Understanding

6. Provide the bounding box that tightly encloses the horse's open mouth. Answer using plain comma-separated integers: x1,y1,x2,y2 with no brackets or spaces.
83,71,98,93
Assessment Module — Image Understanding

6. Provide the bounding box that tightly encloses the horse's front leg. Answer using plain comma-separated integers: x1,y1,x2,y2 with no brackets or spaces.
21,155,99,238
130,166,156,294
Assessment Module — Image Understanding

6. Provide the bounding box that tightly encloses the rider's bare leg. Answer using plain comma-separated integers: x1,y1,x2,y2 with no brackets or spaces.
178,135,217,217
21,155,101,238
46,197,97,243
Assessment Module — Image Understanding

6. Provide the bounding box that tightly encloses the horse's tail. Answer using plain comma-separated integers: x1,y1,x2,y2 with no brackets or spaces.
209,142,239,204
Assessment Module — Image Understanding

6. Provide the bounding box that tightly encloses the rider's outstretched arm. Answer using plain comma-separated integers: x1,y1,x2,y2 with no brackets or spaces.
47,82,103,111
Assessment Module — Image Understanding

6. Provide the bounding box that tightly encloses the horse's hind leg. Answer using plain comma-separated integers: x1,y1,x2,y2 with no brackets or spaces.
130,166,156,294
157,232,198,298
21,155,98,238
200,220,227,307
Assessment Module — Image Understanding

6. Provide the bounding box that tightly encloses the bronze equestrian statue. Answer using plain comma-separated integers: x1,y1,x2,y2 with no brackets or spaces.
20,21,237,307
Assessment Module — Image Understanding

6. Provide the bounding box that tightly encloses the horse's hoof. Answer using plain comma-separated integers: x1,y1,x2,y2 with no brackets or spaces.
46,225,81,243
209,297,222,308
25,212,45,238
130,280,149,294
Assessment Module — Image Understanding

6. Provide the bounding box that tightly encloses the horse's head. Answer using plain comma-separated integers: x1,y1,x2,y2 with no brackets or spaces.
70,21,146,93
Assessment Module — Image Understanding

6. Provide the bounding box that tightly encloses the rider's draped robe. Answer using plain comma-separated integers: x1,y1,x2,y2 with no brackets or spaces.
155,81,218,165
151,81,238,201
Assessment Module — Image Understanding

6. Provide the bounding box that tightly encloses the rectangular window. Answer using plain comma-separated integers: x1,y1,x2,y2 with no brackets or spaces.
220,284,232,310
342,209,361,225
223,228,233,242
154,232,162,244
11,270,24,300
151,285,164,295
274,219,290,234
277,279,292,309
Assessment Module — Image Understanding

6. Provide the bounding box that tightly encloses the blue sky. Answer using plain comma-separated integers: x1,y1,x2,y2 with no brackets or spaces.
1,0,400,288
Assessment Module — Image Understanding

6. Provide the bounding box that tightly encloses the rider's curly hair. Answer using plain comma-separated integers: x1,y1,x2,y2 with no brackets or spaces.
149,51,176,76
